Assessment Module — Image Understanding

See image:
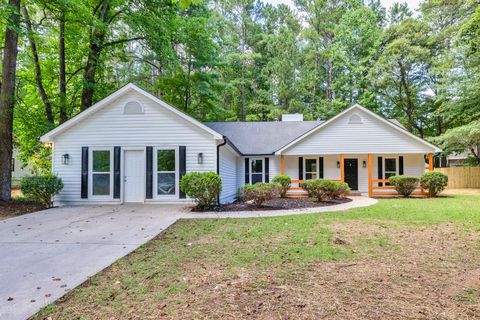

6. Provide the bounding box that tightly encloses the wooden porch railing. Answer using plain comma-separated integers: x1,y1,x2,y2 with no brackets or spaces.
281,152,435,198
370,179,427,197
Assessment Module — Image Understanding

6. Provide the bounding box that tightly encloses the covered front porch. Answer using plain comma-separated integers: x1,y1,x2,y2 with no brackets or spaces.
279,153,435,198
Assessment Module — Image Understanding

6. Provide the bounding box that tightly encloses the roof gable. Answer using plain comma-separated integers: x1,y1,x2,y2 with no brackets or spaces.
40,83,222,142
276,104,441,154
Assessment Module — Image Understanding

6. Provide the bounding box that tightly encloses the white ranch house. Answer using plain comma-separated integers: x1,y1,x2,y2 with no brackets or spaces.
40,83,441,205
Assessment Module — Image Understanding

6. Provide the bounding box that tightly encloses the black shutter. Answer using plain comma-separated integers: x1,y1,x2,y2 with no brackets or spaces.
244,158,250,184
81,147,88,199
113,147,121,199
319,157,324,178
399,156,404,175
179,146,186,198
298,157,303,180
264,157,269,182
146,147,153,199
378,156,383,187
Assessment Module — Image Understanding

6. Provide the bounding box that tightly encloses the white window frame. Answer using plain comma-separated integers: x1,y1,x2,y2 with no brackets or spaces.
89,147,114,199
304,158,318,180
154,147,179,199
384,157,398,181
249,158,264,184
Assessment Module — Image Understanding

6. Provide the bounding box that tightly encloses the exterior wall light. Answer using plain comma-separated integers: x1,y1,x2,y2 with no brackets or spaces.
197,152,203,164
62,153,69,165
363,161,367,168
336,161,340,168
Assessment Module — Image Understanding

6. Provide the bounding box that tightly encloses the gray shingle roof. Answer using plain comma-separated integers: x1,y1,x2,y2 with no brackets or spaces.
204,121,323,155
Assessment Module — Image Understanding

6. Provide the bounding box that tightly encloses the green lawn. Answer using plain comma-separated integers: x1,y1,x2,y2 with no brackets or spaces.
34,195,480,319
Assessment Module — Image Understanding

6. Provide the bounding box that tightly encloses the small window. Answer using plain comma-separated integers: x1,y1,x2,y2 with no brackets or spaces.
305,159,317,180
157,149,176,195
250,159,264,184
124,101,143,114
92,150,111,196
384,158,397,181
348,114,363,124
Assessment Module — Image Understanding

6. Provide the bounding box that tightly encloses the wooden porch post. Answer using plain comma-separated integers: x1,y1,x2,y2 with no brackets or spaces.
340,154,345,182
280,154,285,175
428,153,434,171
368,154,373,197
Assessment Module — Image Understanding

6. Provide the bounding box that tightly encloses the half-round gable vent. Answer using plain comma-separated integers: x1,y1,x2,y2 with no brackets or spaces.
124,101,143,114
348,113,363,124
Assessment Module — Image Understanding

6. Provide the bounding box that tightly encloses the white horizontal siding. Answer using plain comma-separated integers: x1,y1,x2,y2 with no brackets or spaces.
284,108,436,155
219,146,238,204
236,156,278,188
52,90,217,203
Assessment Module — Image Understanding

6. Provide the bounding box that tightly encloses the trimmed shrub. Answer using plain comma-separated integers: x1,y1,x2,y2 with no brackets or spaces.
300,179,350,202
271,175,291,198
180,172,222,210
20,175,64,208
239,183,280,207
331,181,350,198
420,171,448,197
388,175,419,197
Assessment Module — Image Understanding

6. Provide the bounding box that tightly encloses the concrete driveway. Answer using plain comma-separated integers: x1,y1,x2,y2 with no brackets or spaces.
0,204,187,320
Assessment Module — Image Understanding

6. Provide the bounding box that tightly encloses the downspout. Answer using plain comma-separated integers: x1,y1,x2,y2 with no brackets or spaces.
216,137,227,205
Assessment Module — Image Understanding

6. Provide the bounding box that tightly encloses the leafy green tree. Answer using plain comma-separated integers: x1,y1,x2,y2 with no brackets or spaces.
0,0,21,201
370,18,432,137
433,121,480,164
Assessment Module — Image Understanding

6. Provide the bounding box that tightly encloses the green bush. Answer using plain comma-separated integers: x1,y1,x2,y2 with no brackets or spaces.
388,175,419,197
300,179,350,202
239,183,280,207
179,172,222,210
420,171,448,197
20,175,63,208
271,175,291,198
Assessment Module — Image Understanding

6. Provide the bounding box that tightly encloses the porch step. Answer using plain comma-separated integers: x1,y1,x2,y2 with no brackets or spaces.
286,189,308,198
286,193,308,198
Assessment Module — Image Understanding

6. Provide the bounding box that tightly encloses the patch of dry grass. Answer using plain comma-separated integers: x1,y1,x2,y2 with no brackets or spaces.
33,195,480,319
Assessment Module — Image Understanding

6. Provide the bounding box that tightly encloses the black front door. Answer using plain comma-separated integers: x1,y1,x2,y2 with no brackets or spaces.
344,159,358,191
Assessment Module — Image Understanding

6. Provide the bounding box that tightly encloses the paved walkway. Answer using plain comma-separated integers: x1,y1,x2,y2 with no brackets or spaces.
0,196,375,320
184,196,377,219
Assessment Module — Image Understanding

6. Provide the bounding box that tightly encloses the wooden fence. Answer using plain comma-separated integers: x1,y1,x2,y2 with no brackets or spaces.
434,167,480,189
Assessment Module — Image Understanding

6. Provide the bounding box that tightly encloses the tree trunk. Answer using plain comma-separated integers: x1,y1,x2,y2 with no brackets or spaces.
398,61,424,138
326,59,333,102
80,1,110,111
23,5,54,125
0,0,20,201
184,55,192,112
58,11,67,123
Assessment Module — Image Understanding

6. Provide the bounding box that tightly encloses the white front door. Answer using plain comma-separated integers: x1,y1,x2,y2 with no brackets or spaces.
124,150,145,202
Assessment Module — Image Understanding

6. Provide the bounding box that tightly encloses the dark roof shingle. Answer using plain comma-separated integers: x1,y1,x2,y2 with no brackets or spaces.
204,121,323,155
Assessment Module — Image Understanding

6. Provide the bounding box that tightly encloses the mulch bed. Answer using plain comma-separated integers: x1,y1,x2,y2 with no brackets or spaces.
0,200,44,221
208,197,352,212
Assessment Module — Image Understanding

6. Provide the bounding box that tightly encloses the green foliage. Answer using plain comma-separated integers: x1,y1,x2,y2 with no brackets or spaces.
8,0,480,178
179,172,222,210
420,171,448,197
20,175,64,208
300,179,350,202
239,183,280,207
388,175,419,197
432,120,480,164
271,175,291,198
